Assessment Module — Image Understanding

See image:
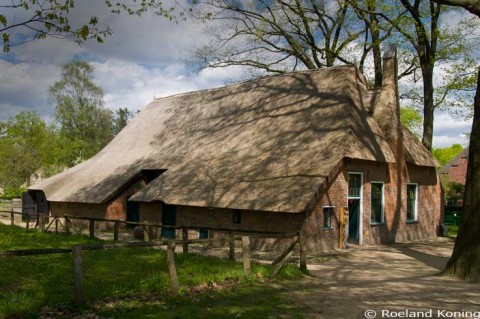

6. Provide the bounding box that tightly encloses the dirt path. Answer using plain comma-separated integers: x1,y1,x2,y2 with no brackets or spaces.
286,241,480,319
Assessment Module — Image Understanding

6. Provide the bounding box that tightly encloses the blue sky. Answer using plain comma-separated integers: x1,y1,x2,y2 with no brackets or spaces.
0,0,473,148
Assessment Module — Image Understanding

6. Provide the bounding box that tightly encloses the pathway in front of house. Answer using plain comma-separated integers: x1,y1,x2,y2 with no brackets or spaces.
285,241,480,319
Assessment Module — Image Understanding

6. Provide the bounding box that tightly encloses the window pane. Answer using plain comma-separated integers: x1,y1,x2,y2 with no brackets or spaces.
349,174,362,197
407,184,417,221
371,183,383,223
323,207,332,228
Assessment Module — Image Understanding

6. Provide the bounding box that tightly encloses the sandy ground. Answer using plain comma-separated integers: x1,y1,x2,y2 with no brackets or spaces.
285,241,480,319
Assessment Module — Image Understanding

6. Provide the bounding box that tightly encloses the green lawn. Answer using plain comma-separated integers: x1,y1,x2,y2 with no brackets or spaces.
0,224,305,318
448,225,459,237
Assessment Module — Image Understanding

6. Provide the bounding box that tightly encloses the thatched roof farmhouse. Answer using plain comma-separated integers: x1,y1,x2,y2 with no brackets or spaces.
30,47,441,251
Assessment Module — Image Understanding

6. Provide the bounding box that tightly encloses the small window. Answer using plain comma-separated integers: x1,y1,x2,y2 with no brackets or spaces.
407,184,418,222
198,229,209,239
323,207,333,229
371,182,384,224
233,210,242,224
348,173,362,198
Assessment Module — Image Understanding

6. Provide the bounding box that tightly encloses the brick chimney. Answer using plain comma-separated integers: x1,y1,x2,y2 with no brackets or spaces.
373,44,404,162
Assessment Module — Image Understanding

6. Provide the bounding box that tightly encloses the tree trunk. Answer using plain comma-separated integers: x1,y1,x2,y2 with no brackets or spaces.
442,68,480,282
421,66,435,150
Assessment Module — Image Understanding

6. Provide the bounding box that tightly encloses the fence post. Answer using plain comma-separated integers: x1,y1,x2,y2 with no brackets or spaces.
166,240,179,294
242,236,251,276
26,220,30,231
55,218,59,234
299,232,307,273
228,232,235,261
182,227,188,254
72,245,85,307
38,213,45,232
89,220,95,239
10,211,14,226
114,221,119,241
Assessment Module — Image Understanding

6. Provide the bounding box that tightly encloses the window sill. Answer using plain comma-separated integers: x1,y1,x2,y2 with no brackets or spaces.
406,220,418,224
322,227,333,230
370,222,385,226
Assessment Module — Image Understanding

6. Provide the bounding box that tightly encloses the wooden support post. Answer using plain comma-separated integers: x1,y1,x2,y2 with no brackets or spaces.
26,220,30,231
299,233,307,273
72,245,85,308
228,232,235,261
242,236,251,276
55,219,59,234
38,213,45,232
182,228,188,254
65,217,71,235
10,211,14,226
166,240,179,294
339,207,345,249
114,221,119,241
271,239,299,267
89,220,95,239
271,240,299,278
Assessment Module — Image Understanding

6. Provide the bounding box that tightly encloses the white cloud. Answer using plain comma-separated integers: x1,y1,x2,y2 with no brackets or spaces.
0,60,59,120
433,112,471,148
433,134,469,148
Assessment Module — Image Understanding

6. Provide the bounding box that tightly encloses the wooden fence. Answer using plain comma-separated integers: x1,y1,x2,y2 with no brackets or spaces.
1,231,305,307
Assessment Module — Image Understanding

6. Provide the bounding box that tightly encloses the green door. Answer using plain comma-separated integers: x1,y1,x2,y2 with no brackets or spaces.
348,199,360,244
126,201,140,229
161,204,176,239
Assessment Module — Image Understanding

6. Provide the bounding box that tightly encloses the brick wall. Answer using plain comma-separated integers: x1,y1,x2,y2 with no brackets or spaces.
303,159,440,253
50,202,107,218
135,159,440,253
105,179,147,220
449,157,468,185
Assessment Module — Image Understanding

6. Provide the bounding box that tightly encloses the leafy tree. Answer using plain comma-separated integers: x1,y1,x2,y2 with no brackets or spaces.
400,106,423,135
442,180,465,205
429,0,480,283
112,107,134,136
432,143,464,165
49,61,113,165
0,0,112,52
0,111,53,192
381,0,479,150
188,0,370,76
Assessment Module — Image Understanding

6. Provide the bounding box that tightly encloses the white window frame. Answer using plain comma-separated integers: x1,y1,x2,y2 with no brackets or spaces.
406,183,418,222
370,181,384,225
347,172,363,245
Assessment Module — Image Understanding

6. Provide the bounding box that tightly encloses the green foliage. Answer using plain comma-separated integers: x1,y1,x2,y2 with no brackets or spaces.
0,111,55,190
443,179,465,205
433,144,464,166
400,106,423,135
0,0,112,52
49,61,113,165
112,107,134,136
0,186,27,199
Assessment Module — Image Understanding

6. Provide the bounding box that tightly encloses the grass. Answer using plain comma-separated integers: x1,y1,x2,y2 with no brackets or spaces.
0,224,305,318
448,225,459,237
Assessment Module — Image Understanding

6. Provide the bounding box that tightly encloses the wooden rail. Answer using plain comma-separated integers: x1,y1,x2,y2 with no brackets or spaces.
1,229,303,307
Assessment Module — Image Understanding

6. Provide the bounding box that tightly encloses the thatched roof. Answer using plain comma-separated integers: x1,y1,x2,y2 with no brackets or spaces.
30,65,436,213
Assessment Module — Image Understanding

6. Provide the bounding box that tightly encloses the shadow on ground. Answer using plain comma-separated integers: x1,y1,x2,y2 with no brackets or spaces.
286,241,480,319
